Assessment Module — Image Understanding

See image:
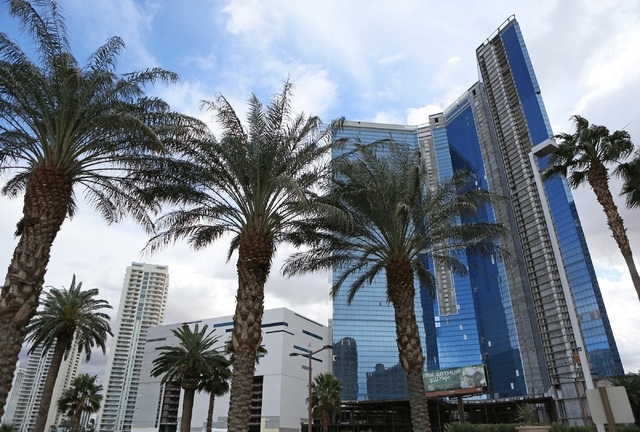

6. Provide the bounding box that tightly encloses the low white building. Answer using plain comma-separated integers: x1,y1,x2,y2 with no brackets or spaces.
131,307,332,432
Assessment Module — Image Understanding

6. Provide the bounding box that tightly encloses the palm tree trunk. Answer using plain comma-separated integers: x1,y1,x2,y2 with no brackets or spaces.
71,403,84,432
34,335,69,432
181,387,197,432
0,166,71,417
387,261,431,432
206,391,216,432
322,405,329,432
588,162,640,302
227,231,271,432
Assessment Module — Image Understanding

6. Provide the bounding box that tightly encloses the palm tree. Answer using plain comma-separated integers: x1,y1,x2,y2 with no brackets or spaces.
223,339,268,366
543,115,640,301
24,275,112,432
308,373,341,432
199,367,231,432
283,140,507,431
610,371,640,427
57,374,103,432
145,81,344,432
151,323,228,432
616,149,640,209
0,0,207,414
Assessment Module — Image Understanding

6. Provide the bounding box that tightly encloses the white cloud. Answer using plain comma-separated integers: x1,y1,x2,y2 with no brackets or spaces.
63,0,159,69
222,0,266,34
596,267,640,372
446,56,461,65
287,67,338,119
371,110,405,125
186,52,219,72
360,89,397,102
574,28,640,112
378,53,407,66
406,104,443,125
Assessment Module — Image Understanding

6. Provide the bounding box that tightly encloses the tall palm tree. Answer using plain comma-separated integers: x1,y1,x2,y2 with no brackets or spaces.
57,374,103,432
24,275,112,432
543,115,640,301
283,140,507,431
151,323,228,432
198,367,231,432
308,373,341,432
616,149,640,210
145,81,344,432
0,0,207,414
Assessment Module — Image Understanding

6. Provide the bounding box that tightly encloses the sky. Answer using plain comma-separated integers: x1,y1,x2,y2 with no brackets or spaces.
1,0,639,382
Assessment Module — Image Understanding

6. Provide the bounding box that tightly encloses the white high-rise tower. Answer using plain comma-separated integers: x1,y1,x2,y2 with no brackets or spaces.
1,364,25,425
10,342,81,432
99,262,169,432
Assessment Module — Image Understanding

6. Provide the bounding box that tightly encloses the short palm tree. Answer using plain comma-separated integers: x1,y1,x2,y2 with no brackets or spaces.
0,0,206,413
145,81,344,432
57,374,103,432
199,367,232,432
308,373,341,432
24,275,112,432
284,140,507,431
543,115,640,301
151,324,228,432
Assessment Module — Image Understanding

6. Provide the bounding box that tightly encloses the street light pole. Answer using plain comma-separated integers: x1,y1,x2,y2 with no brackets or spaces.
290,344,333,432
307,352,313,432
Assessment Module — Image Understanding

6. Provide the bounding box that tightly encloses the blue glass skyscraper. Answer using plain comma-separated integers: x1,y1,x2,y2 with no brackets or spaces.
331,17,622,425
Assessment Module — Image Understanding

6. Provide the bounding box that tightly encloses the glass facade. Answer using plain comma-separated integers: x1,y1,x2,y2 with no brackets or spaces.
433,98,527,397
331,17,622,406
489,20,622,380
332,124,423,401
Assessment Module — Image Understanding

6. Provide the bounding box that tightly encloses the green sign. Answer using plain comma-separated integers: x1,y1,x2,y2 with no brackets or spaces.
423,364,486,392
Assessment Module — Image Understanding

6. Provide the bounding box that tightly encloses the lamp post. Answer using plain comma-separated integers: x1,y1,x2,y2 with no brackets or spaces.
290,344,333,432
529,139,599,431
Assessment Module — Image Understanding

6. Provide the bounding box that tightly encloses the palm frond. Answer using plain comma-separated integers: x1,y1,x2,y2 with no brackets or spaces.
615,149,640,209
151,323,228,387
25,274,113,360
144,81,343,262
283,139,508,305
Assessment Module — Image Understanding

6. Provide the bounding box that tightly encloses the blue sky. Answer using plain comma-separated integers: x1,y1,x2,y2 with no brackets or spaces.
1,0,639,378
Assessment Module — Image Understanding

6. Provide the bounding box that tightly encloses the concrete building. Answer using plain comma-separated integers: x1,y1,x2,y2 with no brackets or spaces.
131,307,332,432
10,342,82,432
1,365,25,425
331,16,622,425
99,263,170,432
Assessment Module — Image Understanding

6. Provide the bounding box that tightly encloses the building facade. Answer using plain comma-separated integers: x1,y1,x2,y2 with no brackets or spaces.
131,308,332,432
99,263,170,432
1,365,25,425
331,16,622,425
10,342,82,432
